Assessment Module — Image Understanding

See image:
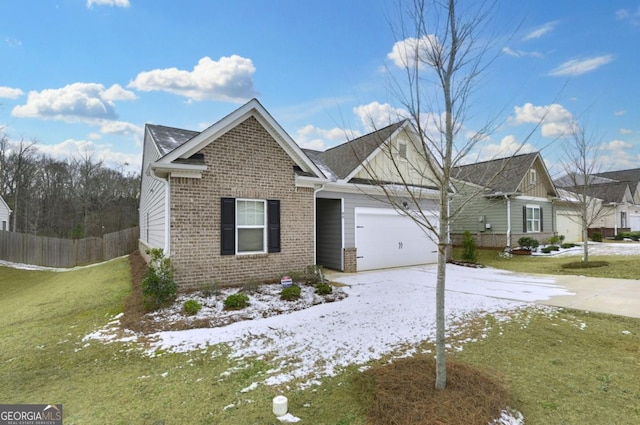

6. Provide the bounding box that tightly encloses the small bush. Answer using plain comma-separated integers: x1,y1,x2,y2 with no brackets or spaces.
541,246,560,254
591,232,603,242
614,234,624,241
242,279,260,293
142,248,177,311
223,293,249,310
304,265,325,285
547,235,561,245
315,283,333,295
517,236,539,251
461,231,478,263
201,281,221,298
183,299,202,316
281,285,301,301
561,243,577,249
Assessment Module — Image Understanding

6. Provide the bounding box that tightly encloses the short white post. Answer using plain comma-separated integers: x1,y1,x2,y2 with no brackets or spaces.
272,395,288,417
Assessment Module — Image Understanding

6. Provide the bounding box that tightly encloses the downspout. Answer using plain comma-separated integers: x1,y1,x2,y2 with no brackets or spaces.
149,166,171,255
313,184,325,266
613,203,618,236
505,195,512,248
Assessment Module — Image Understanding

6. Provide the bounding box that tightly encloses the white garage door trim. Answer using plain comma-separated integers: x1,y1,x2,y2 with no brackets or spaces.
630,214,640,232
355,207,438,271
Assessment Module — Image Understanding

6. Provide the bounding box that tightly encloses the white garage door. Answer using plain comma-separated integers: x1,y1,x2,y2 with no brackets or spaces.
355,208,438,271
556,212,582,242
630,214,640,231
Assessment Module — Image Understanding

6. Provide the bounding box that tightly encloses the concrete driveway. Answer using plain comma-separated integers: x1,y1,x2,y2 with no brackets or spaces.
542,274,640,319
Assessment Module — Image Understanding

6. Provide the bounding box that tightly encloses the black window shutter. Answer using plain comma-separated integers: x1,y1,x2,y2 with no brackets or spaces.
267,200,281,253
522,206,527,233
221,198,235,255
540,207,544,232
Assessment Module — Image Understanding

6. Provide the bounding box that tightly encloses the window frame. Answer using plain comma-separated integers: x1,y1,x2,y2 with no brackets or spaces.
526,205,541,233
529,168,537,184
235,198,267,255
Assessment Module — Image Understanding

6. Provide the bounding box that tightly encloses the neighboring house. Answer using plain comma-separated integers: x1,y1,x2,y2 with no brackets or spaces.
450,152,557,248
593,168,640,231
555,179,634,238
139,99,440,289
0,196,10,231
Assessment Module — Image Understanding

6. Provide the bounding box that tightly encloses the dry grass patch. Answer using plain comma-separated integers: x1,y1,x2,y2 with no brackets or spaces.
363,356,509,425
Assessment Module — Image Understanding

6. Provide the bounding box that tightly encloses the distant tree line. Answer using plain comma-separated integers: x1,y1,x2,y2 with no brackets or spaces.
0,132,140,238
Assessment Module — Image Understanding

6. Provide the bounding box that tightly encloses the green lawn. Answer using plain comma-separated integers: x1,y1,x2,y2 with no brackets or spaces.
1,256,639,424
456,247,640,280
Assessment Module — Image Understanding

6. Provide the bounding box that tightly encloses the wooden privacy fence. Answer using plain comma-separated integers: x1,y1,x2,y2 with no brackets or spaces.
0,227,139,268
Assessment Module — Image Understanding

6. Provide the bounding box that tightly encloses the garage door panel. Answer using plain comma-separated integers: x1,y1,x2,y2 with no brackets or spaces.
356,208,438,271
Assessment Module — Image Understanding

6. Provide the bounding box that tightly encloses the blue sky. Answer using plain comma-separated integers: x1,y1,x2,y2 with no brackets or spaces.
1,0,639,178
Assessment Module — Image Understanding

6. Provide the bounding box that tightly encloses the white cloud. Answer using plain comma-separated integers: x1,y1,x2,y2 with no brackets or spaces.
512,103,573,137
128,55,256,102
0,86,24,99
353,102,409,131
548,55,614,77
478,135,536,160
601,139,633,151
38,138,141,173
87,0,130,8
4,37,21,47
387,35,441,69
523,21,558,41
502,47,543,59
616,6,640,25
619,128,633,135
614,110,626,116
99,121,143,137
12,82,136,122
295,125,352,151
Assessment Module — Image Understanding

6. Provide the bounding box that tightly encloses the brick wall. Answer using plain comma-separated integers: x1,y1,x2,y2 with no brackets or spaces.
169,116,315,289
343,248,357,273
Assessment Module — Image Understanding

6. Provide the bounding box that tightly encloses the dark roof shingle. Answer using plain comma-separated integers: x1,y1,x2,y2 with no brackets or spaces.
453,152,539,194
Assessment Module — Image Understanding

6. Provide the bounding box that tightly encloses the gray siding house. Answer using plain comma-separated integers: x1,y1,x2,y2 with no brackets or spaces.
451,152,558,248
0,196,10,231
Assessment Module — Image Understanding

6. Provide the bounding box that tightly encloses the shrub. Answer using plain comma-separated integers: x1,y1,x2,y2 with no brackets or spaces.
183,299,202,316
591,232,603,242
201,281,221,298
304,265,325,285
142,248,177,311
461,231,478,263
223,293,249,310
541,246,560,254
547,235,561,245
614,234,624,241
561,243,577,249
315,283,333,295
517,236,539,251
281,285,301,301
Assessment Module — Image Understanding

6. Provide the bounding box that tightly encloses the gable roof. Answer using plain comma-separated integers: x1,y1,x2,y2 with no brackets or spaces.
146,124,199,157
453,152,547,195
594,168,640,186
0,195,10,213
310,120,407,181
148,99,326,179
562,181,632,204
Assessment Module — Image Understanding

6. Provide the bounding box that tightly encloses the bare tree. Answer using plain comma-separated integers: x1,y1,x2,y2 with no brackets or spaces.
352,0,554,390
556,121,611,263
363,0,502,390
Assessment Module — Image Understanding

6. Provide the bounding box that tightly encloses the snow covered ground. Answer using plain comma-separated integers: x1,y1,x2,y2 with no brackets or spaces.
553,241,640,257
138,265,573,388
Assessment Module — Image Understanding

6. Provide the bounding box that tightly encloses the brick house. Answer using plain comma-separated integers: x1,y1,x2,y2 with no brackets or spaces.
139,99,440,289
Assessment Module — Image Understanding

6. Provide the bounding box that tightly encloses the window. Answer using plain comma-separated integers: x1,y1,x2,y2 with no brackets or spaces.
237,200,266,253
221,198,280,255
398,141,408,160
524,205,543,233
621,211,627,228
529,169,537,184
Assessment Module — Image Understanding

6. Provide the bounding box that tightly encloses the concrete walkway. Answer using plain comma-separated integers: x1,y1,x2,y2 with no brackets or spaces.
542,274,640,319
